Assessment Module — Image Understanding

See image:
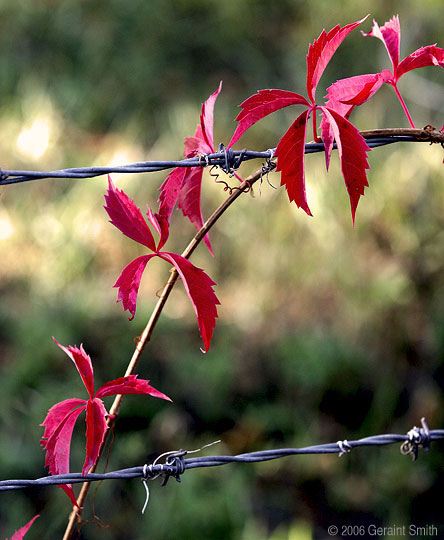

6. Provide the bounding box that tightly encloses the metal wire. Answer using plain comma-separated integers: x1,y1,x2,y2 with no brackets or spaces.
1,418,442,493
0,136,429,186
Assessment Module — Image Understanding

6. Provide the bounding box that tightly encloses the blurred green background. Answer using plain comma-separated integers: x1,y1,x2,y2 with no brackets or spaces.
1,0,444,538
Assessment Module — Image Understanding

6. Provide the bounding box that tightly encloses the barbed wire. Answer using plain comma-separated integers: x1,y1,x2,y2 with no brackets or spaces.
1,418,442,498
1,129,443,186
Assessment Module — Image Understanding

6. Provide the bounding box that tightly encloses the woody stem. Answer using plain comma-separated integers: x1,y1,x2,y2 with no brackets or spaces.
61,163,274,540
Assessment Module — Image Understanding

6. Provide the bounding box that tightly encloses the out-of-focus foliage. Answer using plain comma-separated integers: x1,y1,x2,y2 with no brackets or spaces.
1,0,444,538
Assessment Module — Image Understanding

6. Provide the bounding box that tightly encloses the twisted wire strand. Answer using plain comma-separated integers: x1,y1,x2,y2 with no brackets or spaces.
1,419,442,492
0,134,437,186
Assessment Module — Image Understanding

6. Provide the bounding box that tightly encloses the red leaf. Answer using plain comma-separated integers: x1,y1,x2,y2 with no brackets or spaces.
321,73,386,168
324,73,386,114
40,398,87,449
104,176,156,251
228,89,309,148
95,374,172,401
158,167,188,220
83,398,108,475
199,81,222,152
8,515,39,540
40,399,86,506
306,16,369,103
362,16,400,73
41,402,86,474
158,252,219,352
158,166,212,252
146,204,169,250
52,338,95,398
276,110,311,215
397,45,444,79
159,84,222,252
177,167,213,255
113,254,155,320
321,107,371,223
184,131,210,157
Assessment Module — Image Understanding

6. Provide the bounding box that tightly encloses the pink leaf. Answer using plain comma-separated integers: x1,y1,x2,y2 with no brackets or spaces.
158,252,219,352
52,338,95,398
114,254,155,320
228,89,309,148
276,110,312,215
306,15,369,103
178,167,213,255
158,167,188,221
8,515,39,540
104,176,156,251
321,107,371,223
199,81,222,152
83,398,108,475
397,44,444,79
362,16,400,73
95,374,172,401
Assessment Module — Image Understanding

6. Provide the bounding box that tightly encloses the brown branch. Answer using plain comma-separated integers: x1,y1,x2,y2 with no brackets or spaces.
360,126,444,144
61,163,272,539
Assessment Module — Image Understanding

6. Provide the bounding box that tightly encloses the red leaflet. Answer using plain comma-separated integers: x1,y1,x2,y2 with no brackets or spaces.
158,167,188,220
327,16,444,128
158,82,222,253
114,255,154,320
104,179,156,251
323,73,387,118
397,45,444,79
95,374,170,400
157,252,219,353
228,90,309,148
41,399,86,505
54,342,95,398
83,399,108,476
105,177,220,351
320,72,387,168
307,16,369,103
7,515,39,540
363,15,400,72
177,167,213,254
41,339,170,505
321,108,370,223
199,82,221,151
276,111,311,215
230,17,370,221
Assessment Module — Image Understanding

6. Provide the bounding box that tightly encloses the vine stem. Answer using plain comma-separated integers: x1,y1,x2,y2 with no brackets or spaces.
61,123,444,538
61,163,272,539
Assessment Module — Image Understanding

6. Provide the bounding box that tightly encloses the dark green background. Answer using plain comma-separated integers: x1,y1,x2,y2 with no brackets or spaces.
1,1,444,538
